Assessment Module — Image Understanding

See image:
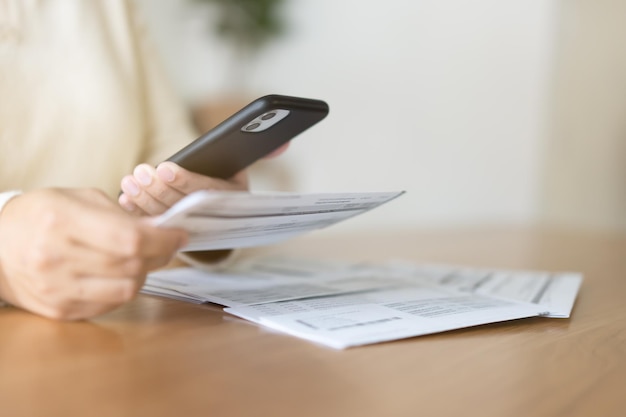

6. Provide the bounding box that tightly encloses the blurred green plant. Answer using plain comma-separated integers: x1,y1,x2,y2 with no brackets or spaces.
193,0,287,58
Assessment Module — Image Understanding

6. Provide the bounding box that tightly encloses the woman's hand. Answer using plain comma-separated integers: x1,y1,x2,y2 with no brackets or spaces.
118,162,248,216
0,188,188,320
118,143,289,216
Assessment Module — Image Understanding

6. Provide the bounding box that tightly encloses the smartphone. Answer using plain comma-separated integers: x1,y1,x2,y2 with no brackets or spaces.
166,94,329,179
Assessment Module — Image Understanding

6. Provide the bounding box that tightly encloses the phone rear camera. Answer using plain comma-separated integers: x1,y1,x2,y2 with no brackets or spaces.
245,122,261,131
240,109,289,133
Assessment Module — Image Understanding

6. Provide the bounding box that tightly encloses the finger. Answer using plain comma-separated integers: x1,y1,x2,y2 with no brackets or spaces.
11,270,136,320
155,161,249,194
60,301,127,321
132,164,187,212
37,297,131,321
121,165,173,215
135,164,187,207
17,232,173,287
71,276,144,305
120,175,141,199
120,175,158,215
67,243,174,278
64,203,188,257
0,187,185,319
7,290,122,321
118,192,147,216
91,222,187,259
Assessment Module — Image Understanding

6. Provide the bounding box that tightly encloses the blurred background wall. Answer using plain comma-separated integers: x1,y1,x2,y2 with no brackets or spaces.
539,0,626,233
135,0,625,235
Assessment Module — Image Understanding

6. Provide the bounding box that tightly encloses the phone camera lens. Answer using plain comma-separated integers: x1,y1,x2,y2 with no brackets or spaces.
261,112,276,120
245,122,261,131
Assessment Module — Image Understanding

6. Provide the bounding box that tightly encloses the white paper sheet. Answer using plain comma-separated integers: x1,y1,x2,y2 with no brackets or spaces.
152,191,405,251
143,255,583,349
225,285,540,349
147,266,400,307
384,261,583,318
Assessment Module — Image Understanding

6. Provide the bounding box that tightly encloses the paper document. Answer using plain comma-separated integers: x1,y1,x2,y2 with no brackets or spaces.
225,286,540,349
144,256,582,349
152,191,404,251
384,261,583,318
146,266,396,307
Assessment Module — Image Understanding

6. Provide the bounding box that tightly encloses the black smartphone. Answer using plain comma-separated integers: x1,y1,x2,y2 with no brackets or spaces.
166,94,329,179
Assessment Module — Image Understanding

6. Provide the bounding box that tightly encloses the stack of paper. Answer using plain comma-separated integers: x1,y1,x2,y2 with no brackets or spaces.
152,190,405,251
144,256,583,349
146,191,582,348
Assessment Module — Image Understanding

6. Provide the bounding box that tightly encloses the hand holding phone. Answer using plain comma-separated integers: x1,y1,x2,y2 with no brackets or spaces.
119,94,329,215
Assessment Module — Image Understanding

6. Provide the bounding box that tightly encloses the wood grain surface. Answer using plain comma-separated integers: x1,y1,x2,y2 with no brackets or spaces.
1,227,624,417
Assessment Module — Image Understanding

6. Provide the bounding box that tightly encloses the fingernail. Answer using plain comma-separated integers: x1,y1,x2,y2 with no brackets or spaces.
118,194,137,212
157,164,175,182
135,166,152,186
121,176,140,197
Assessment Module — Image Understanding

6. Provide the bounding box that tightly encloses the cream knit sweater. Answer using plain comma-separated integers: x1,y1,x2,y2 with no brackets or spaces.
0,0,197,198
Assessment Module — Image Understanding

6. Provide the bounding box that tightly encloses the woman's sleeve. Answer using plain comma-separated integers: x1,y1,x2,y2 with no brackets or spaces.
127,3,199,165
0,191,22,216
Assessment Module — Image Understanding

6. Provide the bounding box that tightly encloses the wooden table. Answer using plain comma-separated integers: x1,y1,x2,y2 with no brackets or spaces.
1,227,625,417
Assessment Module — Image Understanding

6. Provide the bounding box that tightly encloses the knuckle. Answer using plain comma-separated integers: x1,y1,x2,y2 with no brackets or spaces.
121,229,144,256
27,244,58,273
31,277,56,296
123,258,145,277
173,175,190,191
39,208,63,232
153,185,170,201
130,193,155,212
118,194,139,215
